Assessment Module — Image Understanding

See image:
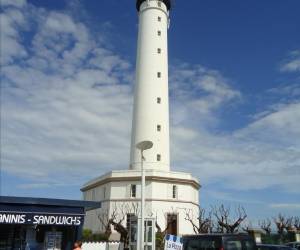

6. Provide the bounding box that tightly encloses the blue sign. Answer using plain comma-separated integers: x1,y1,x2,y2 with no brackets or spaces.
0,212,84,226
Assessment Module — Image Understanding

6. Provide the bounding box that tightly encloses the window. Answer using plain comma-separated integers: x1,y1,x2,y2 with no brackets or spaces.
185,239,221,250
157,154,161,161
92,189,96,200
158,16,161,22
172,185,177,198
157,48,161,54
157,97,161,103
158,1,161,7
226,241,242,250
126,213,135,229
158,30,161,36
130,184,136,198
157,125,161,131
103,187,106,199
245,241,255,250
157,72,161,78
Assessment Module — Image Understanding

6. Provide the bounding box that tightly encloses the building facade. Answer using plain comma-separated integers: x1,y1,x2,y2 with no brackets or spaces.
82,170,199,236
0,196,100,250
82,0,200,237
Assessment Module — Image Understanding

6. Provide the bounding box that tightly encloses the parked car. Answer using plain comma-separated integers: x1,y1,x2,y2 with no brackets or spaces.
182,234,257,250
257,243,297,250
284,242,300,250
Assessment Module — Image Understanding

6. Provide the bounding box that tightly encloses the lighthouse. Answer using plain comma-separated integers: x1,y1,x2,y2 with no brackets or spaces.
82,0,200,238
130,0,172,171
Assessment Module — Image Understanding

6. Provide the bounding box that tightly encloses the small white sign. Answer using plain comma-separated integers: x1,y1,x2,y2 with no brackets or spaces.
164,234,183,250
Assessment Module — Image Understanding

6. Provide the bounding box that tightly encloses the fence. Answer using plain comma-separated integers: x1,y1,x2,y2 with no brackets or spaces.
82,241,124,250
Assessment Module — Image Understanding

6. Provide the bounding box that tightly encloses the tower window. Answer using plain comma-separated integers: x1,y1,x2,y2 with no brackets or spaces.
130,184,136,198
158,2,161,7
157,97,161,103
157,48,161,54
103,187,106,199
157,72,161,78
158,16,161,22
157,154,161,161
172,185,177,199
158,30,161,36
157,125,161,131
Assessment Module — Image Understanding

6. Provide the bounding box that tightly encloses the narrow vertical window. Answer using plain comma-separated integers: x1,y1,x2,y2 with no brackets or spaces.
157,72,161,78
158,1,161,7
157,97,161,104
126,213,134,230
158,16,161,22
103,187,106,199
172,185,177,199
157,154,161,161
158,30,161,36
131,184,136,198
157,125,161,131
157,48,161,54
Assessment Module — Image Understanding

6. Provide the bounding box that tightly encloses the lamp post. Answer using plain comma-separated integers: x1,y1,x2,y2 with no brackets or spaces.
136,140,153,250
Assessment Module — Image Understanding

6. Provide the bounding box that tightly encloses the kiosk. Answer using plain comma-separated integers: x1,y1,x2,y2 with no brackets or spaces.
0,196,100,250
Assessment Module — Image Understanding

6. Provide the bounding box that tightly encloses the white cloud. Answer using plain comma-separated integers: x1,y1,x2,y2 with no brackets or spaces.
0,7,28,64
280,50,300,72
170,92,300,193
168,57,300,194
1,0,26,8
1,0,300,201
1,2,133,186
270,203,300,209
281,59,300,72
170,63,241,128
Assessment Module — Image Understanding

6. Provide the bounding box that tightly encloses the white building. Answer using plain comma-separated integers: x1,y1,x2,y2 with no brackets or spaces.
81,0,200,237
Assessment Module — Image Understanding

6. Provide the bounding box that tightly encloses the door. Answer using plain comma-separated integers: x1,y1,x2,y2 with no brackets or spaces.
166,214,177,236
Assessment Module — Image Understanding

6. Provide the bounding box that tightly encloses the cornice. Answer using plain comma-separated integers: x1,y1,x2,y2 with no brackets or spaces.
81,175,201,192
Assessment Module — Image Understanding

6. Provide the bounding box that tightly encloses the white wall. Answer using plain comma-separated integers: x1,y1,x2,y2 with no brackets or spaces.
83,176,199,235
82,242,123,250
130,0,170,171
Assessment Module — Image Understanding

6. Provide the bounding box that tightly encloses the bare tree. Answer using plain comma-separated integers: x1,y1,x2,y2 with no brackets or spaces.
273,213,290,235
259,219,272,235
212,205,247,233
285,217,294,232
154,207,176,236
97,202,141,249
97,209,112,239
155,209,178,250
242,221,253,233
293,216,300,231
184,207,213,234
155,220,172,236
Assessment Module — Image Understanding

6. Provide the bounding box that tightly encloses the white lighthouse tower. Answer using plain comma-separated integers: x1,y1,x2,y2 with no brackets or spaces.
130,0,171,171
82,0,200,238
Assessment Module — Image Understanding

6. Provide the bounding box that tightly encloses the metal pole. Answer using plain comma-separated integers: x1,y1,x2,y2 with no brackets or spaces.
136,140,152,250
140,149,145,250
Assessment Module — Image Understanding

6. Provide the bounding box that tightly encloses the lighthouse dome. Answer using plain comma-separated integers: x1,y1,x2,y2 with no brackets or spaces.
136,0,171,11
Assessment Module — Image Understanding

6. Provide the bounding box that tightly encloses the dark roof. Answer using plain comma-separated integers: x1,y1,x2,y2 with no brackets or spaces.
257,244,292,247
183,233,251,238
0,196,101,210
136,0,171,11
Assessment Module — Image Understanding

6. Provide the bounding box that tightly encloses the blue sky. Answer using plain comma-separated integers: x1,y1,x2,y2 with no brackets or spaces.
1,0,300,224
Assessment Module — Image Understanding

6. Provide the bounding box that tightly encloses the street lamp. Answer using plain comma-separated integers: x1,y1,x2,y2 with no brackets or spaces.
136,140,153,250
